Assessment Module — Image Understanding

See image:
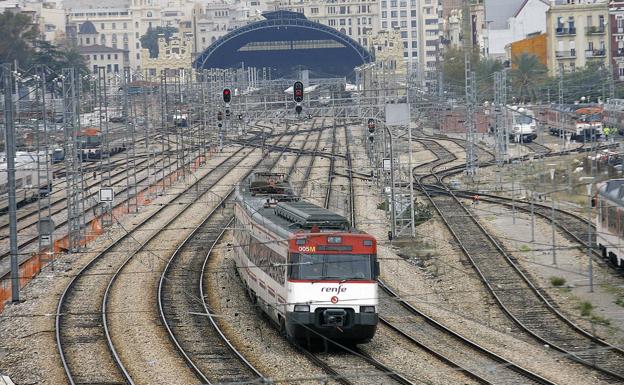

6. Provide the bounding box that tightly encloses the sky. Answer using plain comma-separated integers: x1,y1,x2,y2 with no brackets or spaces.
486,0,526,29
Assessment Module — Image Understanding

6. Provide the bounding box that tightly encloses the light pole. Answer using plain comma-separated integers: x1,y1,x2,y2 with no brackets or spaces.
548,164,558,265
580,176,595,293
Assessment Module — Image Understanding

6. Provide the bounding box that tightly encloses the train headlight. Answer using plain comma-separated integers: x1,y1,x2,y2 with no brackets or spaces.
294,304,310,312
360,306,376,313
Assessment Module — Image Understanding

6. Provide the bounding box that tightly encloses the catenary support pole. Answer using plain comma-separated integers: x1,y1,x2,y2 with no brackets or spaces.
3,63,19,302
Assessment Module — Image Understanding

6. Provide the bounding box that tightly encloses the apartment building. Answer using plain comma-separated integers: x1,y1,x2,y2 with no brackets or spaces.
68,0,198,69
610,0,624,80
379,0,441,86
546,0,610,76
277,0,380,48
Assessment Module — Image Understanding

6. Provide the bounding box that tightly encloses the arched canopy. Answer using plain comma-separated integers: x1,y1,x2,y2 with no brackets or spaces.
194,11,373,78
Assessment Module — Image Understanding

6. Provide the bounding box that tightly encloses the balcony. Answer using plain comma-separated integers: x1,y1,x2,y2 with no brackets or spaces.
556,49,576,59
585,49,606,58
556,27,576,36
585,25,606,35
615,48,624,58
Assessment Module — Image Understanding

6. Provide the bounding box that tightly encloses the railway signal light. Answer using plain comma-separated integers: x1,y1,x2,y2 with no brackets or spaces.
217,111,223,121
238,114,243,121
225,109,231,118
293,81,304,103
368,118,375,133
223,88,231,103
368,134,374,142
295,105,302,115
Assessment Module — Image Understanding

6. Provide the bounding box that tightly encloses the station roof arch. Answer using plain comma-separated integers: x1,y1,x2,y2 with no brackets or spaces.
194,11,373,78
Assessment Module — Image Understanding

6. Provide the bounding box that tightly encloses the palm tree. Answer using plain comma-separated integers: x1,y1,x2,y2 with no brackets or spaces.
511,53,547,103
0,10,39,65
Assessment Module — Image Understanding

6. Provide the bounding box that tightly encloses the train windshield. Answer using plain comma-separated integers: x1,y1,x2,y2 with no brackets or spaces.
289,253,373,280
513,114,533,125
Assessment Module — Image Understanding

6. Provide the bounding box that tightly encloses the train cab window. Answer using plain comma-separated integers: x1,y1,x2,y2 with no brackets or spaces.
26,175,32,186
289,253,373,280
15,178,23,189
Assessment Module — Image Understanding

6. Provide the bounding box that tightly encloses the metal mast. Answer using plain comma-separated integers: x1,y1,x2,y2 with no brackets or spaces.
62,68,84,253
463,1,477,176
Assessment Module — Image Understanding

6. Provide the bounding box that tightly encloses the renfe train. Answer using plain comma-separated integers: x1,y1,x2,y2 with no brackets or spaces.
233,172,379,344
596,179,624,270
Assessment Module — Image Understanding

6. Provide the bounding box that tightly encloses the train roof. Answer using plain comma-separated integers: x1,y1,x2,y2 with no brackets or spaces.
0,151,46,169
597,179,624,205
236,172,351,238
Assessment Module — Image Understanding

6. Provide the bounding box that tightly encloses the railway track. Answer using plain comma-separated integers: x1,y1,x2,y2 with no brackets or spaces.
413,144,624,382
55,146,252,384
155,123,305,384
378,280,556,385
0,123,275,279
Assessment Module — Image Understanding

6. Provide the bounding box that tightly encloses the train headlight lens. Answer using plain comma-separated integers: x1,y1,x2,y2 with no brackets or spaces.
360,306,376,313
294,304,310,312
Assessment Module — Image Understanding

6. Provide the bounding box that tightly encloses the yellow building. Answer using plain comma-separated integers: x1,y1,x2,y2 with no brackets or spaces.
509,33,547,68
141,33,194,80
546,1,610,75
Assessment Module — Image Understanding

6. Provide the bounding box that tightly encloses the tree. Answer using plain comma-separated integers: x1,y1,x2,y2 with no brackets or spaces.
140,26,178,58
0,10,39,65
510,53,547,103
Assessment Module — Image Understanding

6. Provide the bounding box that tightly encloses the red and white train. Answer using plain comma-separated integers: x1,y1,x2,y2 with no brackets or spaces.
233,172,379,344
596,179,624,270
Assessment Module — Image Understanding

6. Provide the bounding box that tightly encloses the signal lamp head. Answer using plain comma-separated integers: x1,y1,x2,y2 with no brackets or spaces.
225,109,230,117
218,123,222,128
295,105,302,115
368,134,374,142
293,81,304,103
223,88,231,103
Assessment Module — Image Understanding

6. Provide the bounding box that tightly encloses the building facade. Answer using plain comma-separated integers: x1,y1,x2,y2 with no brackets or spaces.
141,33,193,79
609,0,624,80
508,32,547,67
277,0,379,48
488,0,549,61
546,0,610,76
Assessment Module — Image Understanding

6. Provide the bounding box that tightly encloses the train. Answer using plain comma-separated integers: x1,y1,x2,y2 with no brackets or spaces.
0,151,52,212
78,127,127,161
544,104,604,141
233,172,379,344
508,106,537,143
596,179,624,271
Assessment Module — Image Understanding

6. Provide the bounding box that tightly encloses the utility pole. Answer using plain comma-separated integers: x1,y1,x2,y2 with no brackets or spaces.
463,0,477,177
3,63,20,302
63,68,84,252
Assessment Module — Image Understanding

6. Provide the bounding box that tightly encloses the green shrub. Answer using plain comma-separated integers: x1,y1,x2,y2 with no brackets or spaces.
377,201,388,210
519,245,531,252
577,301,594,317
549,276,566,287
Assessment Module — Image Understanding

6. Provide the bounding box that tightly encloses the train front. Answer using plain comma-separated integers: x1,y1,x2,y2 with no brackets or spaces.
285,232,379,344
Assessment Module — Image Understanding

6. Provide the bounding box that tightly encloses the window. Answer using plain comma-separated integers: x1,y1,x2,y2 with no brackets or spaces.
391,10,397,18
411,20,416,27
123,22,127,29
114,64,119,72
390,0,397,6
340,19,346,25
114,54,118,59
411,10,416,17
382,21,387,28
382,11,387,18
400,20,407,28
86,37,91,44
93,54,97,60
107,54,111,60
400,10,406,17
400,31,407,38
101,23,105,30
136,53,140,59
311,7,319,14
112,22,116,29
147,11,152,17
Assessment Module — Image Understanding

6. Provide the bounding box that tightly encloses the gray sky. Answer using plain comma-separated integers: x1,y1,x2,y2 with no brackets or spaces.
486,0,526,29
